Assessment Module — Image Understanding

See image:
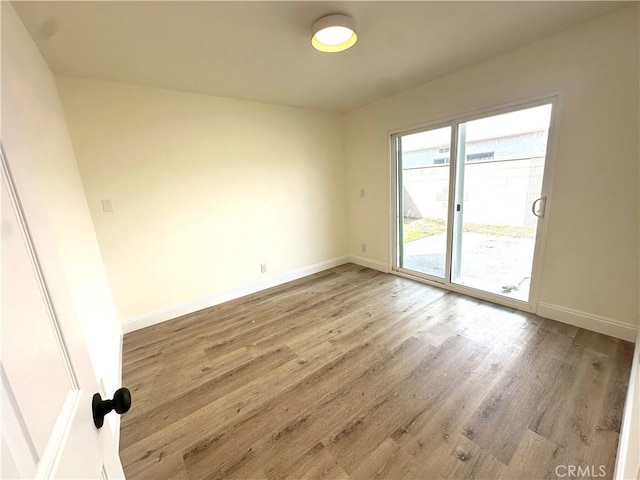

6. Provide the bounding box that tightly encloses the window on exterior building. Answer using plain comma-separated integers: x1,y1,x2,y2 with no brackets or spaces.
466,151,494,162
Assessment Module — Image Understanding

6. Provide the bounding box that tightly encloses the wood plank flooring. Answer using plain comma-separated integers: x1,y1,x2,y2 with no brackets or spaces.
120,264,634,479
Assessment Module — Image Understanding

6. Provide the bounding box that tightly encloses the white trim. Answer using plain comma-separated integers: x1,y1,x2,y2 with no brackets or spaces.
393,268,447,288
112,327,123,449
388,134,398,273
614,330,640,479
122,256,350,333
537,303,637,342
387,91,565,138
527,95,563,311
347,255,389,273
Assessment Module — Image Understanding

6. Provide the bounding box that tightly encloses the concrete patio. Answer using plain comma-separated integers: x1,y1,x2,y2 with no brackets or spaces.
402,232,535,301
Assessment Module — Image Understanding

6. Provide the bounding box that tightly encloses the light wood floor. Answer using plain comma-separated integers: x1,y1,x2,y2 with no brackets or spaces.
120,264,633,480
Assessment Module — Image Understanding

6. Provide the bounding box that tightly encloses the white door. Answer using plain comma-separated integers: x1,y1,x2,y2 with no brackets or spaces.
1,144,126,479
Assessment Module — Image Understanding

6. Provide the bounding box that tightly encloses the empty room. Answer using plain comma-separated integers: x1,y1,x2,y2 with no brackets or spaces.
2,1,639,479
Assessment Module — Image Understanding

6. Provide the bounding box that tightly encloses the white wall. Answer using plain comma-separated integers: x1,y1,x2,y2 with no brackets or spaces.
56,78,347,322
345,5,639,333
1,3,122,429
616,6,640,475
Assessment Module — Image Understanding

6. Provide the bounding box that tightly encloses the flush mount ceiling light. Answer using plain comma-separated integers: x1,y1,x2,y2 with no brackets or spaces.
311,14,358,53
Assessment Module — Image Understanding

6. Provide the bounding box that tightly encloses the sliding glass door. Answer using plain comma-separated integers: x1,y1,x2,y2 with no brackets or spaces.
397,126,452,279
394,101,554,308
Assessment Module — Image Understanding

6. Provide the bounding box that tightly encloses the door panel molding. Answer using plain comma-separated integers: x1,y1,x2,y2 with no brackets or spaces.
1,366,38,478
1,145,80,391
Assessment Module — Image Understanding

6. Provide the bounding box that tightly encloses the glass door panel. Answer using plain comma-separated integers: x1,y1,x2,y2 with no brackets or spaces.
397,126,451,279
451,104,553,300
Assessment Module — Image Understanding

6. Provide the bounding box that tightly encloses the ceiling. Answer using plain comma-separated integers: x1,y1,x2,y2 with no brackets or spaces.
12,1,629,112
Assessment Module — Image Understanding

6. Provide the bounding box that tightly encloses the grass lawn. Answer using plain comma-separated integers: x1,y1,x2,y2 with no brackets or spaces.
403,218,447,242
403,217,535,243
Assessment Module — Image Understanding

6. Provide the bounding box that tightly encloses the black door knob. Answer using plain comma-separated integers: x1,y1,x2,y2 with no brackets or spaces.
92,387,131,428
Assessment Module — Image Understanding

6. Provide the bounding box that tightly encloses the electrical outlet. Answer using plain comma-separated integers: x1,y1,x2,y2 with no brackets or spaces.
260,263,268,273
361,243,367,253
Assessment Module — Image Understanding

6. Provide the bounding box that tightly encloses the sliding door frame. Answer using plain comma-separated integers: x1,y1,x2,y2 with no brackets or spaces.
392,120,454,282
389,93,563,314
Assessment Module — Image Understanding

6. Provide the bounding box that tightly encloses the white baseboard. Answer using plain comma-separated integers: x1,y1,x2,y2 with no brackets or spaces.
347,255,389,273
537,303,638,342
614,330,640,479
121,256,350,334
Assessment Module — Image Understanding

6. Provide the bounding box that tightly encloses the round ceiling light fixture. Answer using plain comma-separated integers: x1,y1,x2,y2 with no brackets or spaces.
311,14,358,53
